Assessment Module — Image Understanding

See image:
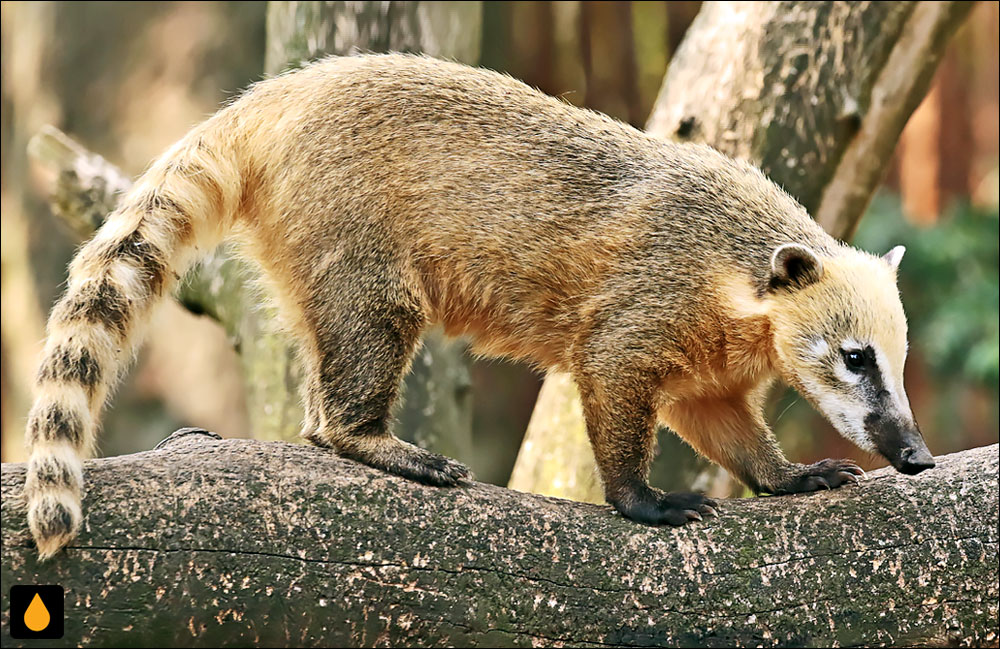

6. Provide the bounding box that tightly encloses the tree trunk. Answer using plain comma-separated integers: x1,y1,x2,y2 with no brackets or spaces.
0,2,57,464
512,0,975,503
2,439,996,647
266,1,482,70
647,0,975,240
508,373,602,503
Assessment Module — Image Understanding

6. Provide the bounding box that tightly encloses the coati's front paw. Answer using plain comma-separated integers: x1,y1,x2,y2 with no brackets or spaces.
772,458,865,495
610,486,718,526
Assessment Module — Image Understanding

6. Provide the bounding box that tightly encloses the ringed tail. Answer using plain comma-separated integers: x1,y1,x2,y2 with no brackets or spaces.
24,117,241,559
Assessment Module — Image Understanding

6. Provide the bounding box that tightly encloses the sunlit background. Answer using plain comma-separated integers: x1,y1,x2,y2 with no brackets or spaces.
2,2,997,487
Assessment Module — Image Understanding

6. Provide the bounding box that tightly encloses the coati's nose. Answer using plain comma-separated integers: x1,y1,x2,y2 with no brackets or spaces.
874,419,936,476
897,446,935,475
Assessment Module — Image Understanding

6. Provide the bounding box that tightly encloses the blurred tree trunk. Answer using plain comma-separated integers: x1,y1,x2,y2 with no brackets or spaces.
508,373,601,501
897,30,977,225
265,2,482,72
579,1,642,126
512,1,975,502
184,1,483,458
0,2,56,464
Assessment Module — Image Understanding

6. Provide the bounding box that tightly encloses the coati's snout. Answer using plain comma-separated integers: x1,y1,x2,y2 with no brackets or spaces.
866,412,935,475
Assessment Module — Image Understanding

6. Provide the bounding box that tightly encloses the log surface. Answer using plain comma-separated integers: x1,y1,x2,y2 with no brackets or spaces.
2,434,997,647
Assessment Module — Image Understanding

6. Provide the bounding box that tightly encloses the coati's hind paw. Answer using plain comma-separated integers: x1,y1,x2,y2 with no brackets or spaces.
388,444,472,487
359,438,471,487
773,458,865,495
304,431,471,487
610,486,719,526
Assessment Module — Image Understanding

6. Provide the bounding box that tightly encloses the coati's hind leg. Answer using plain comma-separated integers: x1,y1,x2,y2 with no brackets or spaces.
298,266,470,487
574,370,718,525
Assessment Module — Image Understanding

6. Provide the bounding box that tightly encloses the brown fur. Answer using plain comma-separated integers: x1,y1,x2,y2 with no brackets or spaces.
27,54,913,557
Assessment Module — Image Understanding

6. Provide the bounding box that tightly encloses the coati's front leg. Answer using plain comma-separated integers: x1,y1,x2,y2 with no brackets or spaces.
663,387,864,495
575,371,719,525
298,266,470,486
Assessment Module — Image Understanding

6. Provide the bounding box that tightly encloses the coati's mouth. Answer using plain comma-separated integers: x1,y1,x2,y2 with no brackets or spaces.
865,412,935,475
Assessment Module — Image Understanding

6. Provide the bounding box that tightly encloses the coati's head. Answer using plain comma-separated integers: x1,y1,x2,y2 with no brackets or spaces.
765,243,935,475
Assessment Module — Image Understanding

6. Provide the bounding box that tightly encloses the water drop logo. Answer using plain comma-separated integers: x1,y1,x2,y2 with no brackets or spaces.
8,585,64,639
24,593,51,631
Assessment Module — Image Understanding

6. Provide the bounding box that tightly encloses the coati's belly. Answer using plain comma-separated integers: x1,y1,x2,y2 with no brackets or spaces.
415,256,590,371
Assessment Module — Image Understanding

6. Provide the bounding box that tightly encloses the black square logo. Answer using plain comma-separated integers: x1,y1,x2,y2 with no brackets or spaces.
8,585,64,639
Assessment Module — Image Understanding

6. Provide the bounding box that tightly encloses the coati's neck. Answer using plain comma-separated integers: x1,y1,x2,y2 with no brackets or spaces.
637,139,840,291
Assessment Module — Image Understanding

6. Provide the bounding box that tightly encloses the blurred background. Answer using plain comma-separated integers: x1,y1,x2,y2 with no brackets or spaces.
2,1,997,487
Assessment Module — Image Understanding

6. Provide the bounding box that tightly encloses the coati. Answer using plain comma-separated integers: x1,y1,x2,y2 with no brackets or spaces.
25,54,935,559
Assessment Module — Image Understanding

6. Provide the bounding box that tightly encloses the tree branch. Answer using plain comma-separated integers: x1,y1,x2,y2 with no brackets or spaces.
26,125,132,240
814,0,976,239
646,0,975,239
2,440,997,647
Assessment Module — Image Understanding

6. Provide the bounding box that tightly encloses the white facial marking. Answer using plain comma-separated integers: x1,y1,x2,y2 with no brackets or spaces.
800,375,873,451
805,337,829,360
872,345,914,422
842,337,863,351
833,363,861,385
802,337,873,451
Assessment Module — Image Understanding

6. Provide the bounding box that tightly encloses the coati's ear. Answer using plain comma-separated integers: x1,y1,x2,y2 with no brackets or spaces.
883,245,905,270
769,243,824,291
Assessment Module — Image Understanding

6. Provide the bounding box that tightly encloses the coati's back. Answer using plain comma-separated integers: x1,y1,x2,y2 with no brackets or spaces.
27,54,925,560
236,55,835,366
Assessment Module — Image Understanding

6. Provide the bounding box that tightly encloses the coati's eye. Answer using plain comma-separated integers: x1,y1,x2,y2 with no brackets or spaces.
841,349,865,372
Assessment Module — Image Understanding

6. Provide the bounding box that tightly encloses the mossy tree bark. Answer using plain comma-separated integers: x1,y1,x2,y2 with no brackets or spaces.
2,438,996,647
512,0,976,502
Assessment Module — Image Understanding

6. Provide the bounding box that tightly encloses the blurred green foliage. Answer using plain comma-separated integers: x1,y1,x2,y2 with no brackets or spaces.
855,194,999,388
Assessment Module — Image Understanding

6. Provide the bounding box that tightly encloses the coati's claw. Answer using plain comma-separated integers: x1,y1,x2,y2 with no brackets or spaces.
773,458,865,495
611,488,717,526
341,439,472,487
395,449,472,487
835,470,860,484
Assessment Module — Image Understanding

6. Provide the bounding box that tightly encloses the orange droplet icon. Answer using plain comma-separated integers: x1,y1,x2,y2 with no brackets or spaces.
24,592,51,632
